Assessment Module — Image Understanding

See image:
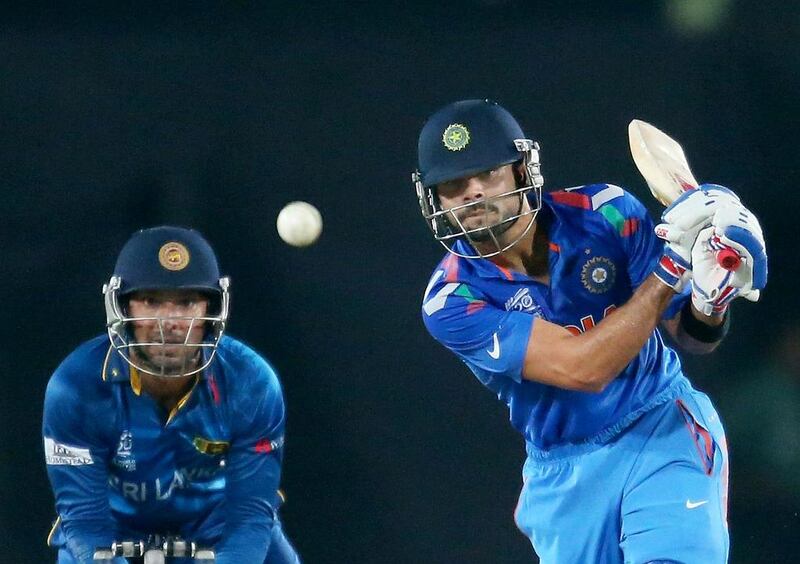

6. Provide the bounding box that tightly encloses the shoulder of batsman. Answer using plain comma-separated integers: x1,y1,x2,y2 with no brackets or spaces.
546,183,633,212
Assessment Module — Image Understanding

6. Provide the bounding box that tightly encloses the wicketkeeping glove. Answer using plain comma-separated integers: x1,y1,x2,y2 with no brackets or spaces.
690,202,768,316
653,184,742,291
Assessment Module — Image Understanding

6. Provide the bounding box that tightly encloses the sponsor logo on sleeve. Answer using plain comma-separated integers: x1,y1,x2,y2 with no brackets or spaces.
192,436,230,456
487,333,501,359
254,436,285,454
44,437,93,466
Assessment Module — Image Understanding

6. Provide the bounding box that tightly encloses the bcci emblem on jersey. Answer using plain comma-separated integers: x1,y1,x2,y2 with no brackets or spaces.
581,257,616,294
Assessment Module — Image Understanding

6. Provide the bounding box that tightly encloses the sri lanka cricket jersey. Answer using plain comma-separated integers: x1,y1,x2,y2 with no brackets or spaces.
43,335,287,564
422,184,692,450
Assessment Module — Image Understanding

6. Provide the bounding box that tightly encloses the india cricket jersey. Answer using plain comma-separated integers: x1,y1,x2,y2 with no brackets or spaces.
422,184,692,450
43,335,287,564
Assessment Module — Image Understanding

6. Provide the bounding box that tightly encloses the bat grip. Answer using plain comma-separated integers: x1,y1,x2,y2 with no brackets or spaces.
716,247,741,271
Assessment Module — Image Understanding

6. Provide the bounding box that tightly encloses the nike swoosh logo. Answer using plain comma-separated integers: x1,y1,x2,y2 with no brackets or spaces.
685,499,709,509
487,333,501,359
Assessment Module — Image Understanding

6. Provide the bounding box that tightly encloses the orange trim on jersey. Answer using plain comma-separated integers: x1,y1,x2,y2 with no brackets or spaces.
622,218,639,237
443,253,460,282
208,373,221,405
495,264,514,280
548,242,560,253
551,190,591,209
466,301,487,315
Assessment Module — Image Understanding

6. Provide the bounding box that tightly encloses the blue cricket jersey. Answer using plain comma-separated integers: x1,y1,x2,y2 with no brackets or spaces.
43,334,287,564
422,184,692,450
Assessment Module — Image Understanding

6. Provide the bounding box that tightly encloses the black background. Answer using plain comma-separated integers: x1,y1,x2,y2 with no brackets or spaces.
2,2,798,562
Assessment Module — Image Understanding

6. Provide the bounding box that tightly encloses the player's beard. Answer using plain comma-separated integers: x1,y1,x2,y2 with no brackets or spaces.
132,341,203,377
521,205,550,277
452,194,524,243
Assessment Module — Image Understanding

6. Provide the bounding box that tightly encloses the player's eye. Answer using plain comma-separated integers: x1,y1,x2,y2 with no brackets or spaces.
437,181,459,196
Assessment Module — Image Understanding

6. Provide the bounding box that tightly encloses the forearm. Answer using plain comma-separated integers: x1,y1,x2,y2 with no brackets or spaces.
573,275,674,388
215,508,275,564
47,461,118,563
216,446,282,563
526,274,674,392
663,300,728,354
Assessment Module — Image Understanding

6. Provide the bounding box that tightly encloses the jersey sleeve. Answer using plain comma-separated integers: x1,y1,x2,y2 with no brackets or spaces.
214,359,286,564
42,365,124,564
609,188,690,319
422,276,533,383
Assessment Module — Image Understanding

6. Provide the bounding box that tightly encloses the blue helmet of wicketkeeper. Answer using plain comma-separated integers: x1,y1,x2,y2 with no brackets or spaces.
102,226,231,378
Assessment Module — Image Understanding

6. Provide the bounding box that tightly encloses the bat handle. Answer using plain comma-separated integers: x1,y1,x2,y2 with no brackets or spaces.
717,247,741,271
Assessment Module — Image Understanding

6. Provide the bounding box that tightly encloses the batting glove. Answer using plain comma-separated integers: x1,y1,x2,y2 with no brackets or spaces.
690,202,768,316
653,184,742,291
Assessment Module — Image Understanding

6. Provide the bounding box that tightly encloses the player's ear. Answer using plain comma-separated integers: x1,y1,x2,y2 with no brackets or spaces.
513,160,526,187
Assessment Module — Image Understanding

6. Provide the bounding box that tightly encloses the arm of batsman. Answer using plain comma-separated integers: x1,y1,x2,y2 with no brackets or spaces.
690,202,768,315
652,184,742,291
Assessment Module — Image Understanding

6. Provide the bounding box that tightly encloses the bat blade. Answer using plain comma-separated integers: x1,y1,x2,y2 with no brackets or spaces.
627,118,741,271
628,119,699,205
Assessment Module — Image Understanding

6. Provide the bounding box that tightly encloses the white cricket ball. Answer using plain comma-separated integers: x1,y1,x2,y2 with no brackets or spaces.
276,201,323,247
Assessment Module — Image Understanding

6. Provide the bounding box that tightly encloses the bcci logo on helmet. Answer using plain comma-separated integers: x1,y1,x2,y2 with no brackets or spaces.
158,242,191,271
442,123,470,151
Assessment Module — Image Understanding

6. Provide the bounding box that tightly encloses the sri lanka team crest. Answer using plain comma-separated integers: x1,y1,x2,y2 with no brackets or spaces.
442,123,470,151
581,257,616,294
159,241,190,271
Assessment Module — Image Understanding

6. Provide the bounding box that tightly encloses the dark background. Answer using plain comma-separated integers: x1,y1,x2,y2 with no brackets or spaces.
2,2,798,562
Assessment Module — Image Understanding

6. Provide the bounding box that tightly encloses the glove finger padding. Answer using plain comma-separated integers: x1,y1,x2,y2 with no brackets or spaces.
657,184,742,264
653,184,741,292
690,201,768,316
712,203,768,292
690,226,735,315
661,184,741,228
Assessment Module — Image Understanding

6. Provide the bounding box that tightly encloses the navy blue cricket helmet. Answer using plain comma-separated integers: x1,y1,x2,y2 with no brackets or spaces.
412,99,545,258
103,226,231,377
112,226,224,296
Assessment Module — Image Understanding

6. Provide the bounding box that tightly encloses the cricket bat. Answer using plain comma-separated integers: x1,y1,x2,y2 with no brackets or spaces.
628,119,741,271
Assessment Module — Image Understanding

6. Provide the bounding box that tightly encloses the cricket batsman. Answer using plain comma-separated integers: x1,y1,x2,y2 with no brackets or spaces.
42,226,301,563
414,99,767,563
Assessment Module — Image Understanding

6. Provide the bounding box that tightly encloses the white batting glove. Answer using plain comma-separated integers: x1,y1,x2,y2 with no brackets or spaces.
690,202,768,316
653,184,742,291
